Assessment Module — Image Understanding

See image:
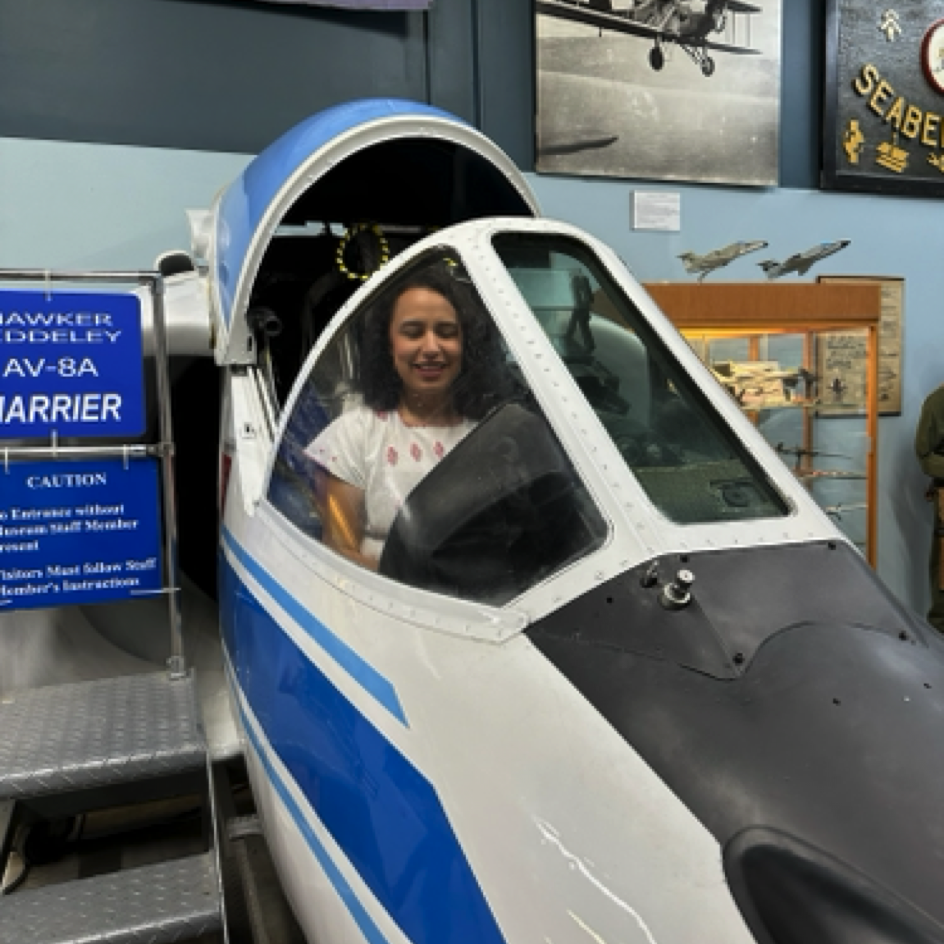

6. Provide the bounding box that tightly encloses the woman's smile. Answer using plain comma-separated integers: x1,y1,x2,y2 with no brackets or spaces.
413,359,449,378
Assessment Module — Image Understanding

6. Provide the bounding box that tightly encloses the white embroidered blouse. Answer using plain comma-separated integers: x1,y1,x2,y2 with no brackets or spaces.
306,404,475,559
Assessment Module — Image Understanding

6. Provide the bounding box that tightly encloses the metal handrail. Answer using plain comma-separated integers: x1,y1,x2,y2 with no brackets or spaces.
1,445,162,461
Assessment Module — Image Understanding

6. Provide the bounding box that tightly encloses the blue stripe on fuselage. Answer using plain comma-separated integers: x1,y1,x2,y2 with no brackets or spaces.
219,555,506,944
221,524,407,725
236,690,391,944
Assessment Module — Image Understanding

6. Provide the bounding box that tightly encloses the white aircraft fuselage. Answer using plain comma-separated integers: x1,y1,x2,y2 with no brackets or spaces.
160,99,944,944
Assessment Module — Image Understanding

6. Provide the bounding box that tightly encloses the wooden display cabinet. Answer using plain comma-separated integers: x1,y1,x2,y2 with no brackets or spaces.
645,282,882,566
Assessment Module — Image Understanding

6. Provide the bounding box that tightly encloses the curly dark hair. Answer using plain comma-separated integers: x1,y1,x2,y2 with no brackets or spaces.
357,259,513,420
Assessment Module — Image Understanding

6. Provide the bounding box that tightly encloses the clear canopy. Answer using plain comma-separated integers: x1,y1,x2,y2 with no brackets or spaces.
266,231,789,611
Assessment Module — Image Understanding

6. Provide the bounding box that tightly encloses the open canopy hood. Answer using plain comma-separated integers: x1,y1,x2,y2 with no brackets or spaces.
202,98,539,365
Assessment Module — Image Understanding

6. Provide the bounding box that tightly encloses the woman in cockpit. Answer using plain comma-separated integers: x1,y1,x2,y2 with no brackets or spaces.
306,260,507,569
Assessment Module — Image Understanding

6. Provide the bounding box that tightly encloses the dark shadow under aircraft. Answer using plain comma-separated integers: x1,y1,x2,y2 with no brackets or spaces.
536,0,762,77
539,131,620,157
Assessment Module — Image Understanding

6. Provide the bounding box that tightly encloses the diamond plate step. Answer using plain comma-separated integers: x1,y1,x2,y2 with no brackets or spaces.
0,851,222,944
0,673,205,800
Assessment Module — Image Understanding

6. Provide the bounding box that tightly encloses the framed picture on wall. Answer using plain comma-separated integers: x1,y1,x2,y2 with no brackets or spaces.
534,0,783,186
823,2,944,196
817,276,904,416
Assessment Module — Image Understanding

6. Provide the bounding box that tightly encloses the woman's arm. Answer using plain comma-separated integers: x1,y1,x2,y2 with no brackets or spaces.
323,472,378,570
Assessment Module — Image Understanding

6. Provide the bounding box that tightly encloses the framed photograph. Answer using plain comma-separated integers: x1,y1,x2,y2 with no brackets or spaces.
534,0,782,186
824,2,944,196
814,328,870,416
817,276,903,416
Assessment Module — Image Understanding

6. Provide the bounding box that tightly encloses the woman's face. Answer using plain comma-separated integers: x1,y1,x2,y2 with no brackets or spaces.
389,286,463,401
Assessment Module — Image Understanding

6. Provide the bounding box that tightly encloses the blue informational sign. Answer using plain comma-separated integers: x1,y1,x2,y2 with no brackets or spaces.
0,289,145,439
0,458,162,611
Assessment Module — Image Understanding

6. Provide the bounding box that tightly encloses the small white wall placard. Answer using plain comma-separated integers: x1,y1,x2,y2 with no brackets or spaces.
632,191,681,232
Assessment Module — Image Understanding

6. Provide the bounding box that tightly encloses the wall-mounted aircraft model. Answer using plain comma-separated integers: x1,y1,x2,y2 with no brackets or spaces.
535,0,762,77
757,239,851,279
153,98,943,944
678,240,768,280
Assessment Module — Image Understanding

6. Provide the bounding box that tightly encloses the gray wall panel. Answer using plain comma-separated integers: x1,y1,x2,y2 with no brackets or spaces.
427,0,477,124
780,0,824,190
0,0,430,153
476,0,535,169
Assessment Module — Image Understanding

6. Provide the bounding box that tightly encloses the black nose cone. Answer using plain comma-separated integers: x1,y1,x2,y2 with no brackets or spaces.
726,827,944,944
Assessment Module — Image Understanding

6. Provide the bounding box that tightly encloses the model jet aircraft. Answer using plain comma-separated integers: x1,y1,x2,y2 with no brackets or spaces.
774,442,851,470
709,361,817,405
757,239,851,279
824,502,868,520
148,99,944,944
794,468,868,481
535,0,762,77
679,240,768,280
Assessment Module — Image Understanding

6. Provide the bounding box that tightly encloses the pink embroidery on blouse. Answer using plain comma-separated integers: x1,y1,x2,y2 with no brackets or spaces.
376,411,389,421
433,441,445,459
387,446,398,466
411,443,422,462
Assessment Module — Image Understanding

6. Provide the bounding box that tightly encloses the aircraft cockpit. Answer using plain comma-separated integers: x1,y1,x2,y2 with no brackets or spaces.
206,99,814,631
266,247,610,607
262,222,791,611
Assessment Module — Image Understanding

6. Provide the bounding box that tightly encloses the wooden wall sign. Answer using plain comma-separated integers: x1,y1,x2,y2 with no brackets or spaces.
824,2,944,196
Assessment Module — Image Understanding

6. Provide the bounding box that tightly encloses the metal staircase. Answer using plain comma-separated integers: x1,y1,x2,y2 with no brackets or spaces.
0,671,225,944
0,269,226,942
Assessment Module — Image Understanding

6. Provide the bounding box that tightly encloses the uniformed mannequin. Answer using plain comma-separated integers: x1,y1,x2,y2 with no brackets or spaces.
914,384,944,632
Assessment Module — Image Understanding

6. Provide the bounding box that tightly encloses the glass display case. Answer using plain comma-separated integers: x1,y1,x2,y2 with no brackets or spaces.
646,282,882,565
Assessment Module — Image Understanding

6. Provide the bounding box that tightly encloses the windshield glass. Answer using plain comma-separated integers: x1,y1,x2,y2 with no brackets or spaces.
268,248,609,606
493,233,789,524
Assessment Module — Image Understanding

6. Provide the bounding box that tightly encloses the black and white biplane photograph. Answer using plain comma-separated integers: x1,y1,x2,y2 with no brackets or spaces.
535,0,782,185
